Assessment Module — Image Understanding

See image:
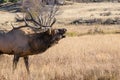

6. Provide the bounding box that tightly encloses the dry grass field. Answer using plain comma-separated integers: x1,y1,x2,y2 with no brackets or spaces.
0,2,120,80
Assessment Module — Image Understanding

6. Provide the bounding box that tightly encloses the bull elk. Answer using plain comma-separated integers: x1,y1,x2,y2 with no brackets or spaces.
0,8,67,73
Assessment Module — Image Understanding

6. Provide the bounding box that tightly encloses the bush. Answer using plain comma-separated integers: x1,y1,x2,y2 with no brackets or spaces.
9,0,18,2
0,0,19,3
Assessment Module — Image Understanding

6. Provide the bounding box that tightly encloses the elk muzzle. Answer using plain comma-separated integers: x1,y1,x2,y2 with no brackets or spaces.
58,28,67,38
53,28,67,43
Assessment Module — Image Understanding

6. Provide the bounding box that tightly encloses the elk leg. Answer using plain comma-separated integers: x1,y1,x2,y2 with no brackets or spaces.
13,54,20,72
24,56,30,74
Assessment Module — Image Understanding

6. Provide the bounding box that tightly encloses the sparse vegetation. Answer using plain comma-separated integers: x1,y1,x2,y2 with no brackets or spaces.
71,17,120,25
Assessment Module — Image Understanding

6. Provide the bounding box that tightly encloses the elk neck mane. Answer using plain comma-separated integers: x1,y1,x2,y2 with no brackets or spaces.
28,31,56,54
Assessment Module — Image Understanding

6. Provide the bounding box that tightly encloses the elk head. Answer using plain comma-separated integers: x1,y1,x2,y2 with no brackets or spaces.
14,7,67,42
49,28,67,44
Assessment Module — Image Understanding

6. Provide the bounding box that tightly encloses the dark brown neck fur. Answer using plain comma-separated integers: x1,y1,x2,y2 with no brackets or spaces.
28,32,55,54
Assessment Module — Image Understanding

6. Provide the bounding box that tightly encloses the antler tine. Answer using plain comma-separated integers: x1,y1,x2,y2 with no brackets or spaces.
27,9,39,25
38,12,52,28
50,18,56,27
38,15,43,25
44,14,49,26
11,23,15,29
46,5,58,27
27,8,48,28
46,10,54,26
23,13,30,26
12,13,40,30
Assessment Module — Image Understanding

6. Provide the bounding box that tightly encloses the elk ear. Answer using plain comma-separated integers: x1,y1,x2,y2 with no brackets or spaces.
46,28,52,35
46,29,58,35
52,29,60,35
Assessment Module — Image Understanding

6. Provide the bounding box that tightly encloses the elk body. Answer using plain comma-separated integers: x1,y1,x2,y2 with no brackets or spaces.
0,8,67,73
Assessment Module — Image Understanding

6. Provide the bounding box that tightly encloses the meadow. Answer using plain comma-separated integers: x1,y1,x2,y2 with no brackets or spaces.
0,2,120,80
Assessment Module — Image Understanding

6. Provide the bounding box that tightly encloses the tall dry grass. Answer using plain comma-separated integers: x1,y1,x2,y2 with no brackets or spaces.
0,35,120,80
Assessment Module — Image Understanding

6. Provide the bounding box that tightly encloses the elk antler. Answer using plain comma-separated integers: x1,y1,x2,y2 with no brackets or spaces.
14,4,59,33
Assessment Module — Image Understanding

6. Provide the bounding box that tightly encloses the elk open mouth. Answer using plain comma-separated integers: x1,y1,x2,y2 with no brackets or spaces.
60,28,67,38
62,34,66,38
53,28,67,44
